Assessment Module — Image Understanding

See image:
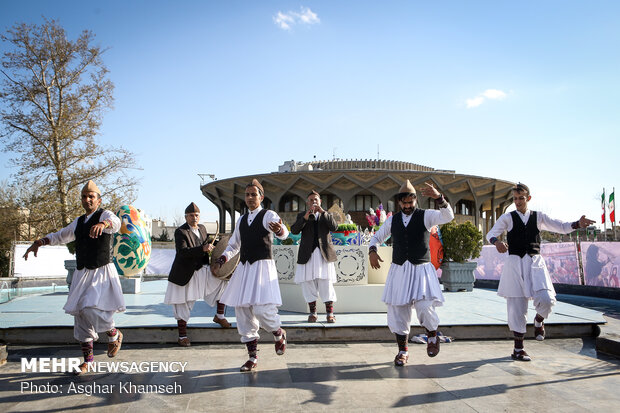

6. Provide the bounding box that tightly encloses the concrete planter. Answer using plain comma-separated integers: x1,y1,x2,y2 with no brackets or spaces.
64,259,77,288
440,261,477,292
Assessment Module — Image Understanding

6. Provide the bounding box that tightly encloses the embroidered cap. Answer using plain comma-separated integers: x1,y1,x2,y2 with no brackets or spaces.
398,179,416,195
81,180,101,195
185,202,200,214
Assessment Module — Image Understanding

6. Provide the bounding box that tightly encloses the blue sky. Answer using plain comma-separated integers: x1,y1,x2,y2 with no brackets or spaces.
1,1,618,228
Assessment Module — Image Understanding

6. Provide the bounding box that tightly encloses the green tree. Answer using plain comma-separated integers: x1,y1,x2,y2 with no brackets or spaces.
440,221,483,263
0,19,138,235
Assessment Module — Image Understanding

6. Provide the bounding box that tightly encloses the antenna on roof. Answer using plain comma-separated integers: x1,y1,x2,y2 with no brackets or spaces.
377,144,380,159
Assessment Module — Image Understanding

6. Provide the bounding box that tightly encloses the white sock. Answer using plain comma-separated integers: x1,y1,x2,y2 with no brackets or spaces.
534,320,543,327
428,336,437,344
109,332,119,342
216,313,225,319
398,350,408,356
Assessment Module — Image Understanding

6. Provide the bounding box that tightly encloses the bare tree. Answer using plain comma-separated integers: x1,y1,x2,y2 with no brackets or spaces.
0,19,138,234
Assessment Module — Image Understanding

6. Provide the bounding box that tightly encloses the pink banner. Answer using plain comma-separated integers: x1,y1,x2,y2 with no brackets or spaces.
581,242,620,288
471,242,580,285
540,242,580,285
471,246,505,280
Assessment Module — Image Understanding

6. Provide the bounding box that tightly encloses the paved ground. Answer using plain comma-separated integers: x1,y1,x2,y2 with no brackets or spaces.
0,282,606,344
1,282,619,412
1,337,619,412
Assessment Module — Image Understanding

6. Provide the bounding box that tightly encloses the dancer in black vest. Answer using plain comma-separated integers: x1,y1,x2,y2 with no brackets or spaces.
212,179,289,372
487,183,594,361
291,190,338,322
369,180,454,366
165,202,230,347
23,180,124,375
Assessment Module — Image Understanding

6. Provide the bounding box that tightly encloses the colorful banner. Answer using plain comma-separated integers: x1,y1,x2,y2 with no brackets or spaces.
540,242,580,285
471,242,580,285
581,242,620,287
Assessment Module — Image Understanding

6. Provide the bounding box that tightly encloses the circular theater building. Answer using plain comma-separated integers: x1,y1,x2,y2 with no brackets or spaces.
200,159,515,239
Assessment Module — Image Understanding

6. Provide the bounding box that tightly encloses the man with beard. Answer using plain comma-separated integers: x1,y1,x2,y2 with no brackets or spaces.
290,190,338,323
369,180,454,366
211,179,289,372
23,180,124,375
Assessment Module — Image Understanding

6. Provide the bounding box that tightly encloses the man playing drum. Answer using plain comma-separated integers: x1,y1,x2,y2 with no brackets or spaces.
211,179,289,372
165,202,231,348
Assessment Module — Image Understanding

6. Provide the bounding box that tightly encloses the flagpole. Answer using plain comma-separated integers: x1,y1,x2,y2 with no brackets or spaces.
601,188,607,241
614,186,617,241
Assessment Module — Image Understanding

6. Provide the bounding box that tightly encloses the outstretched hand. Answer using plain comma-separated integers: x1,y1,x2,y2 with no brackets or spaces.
578,215,595,228
419,182,440,199
23,243,40,260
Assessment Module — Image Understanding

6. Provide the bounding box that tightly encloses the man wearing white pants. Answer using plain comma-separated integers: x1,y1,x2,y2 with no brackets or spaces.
23,180,124,375
290,190,338,323
487,183,594,361
369,180,454,366
165,202,230,348
212,179,289,372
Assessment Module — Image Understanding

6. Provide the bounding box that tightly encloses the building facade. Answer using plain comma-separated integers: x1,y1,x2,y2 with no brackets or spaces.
200,159,516,239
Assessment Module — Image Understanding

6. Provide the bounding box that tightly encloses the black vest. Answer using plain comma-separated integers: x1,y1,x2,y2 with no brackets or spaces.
507,211,540,258
239,209,272,264
391,209,431,265
74,209,113,270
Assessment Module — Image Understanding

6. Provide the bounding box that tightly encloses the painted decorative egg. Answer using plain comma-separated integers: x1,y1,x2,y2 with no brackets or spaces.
113,205,151,277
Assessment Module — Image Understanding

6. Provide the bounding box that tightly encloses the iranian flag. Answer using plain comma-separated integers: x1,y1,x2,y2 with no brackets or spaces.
601,190,606,224
610,191,616,224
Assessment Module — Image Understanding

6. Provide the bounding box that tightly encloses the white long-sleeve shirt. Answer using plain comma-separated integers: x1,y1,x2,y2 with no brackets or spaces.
45,209,121,245
370,205,454,248
222,206,289,260
486,210,575,243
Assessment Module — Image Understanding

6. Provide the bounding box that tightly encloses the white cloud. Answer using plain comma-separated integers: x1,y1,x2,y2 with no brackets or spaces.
273,12,294,30
466,96,485,108
273,7,320,31
298,7,319,24
482,89,507,100
465,89,508,108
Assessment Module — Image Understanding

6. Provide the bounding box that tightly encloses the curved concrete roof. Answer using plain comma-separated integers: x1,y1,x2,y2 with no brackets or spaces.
200,160,515,234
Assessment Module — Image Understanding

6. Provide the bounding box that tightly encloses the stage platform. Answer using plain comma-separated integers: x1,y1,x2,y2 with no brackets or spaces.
0,280,606,344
